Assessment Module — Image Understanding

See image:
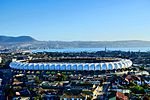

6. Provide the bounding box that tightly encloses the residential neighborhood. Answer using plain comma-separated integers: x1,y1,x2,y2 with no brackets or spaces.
0,51,149,100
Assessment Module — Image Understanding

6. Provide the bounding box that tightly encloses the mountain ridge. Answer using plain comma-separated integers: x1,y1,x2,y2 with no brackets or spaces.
0,35,150,50
0,35,150,42
0,35,37,42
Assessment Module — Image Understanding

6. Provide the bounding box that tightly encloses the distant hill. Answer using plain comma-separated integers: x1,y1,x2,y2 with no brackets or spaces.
42,40,150,48
0,35,150,50
0,36,37,42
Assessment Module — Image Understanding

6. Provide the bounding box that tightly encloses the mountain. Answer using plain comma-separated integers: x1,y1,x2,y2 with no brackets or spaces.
42,40,150,48
0,36,37,42
0,35,150,50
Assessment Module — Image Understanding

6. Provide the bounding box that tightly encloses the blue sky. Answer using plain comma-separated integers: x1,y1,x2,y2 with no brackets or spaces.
0,0,150,41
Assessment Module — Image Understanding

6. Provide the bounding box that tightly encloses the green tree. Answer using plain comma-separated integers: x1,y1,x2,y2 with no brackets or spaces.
139,66,145,71
35,76,41,83
131,85,145,94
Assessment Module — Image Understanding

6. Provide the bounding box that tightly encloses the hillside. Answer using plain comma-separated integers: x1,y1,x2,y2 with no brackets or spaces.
0,36,150,50
0,36,37,42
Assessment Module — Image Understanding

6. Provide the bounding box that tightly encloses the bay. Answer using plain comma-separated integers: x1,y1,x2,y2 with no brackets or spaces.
32,47,150,53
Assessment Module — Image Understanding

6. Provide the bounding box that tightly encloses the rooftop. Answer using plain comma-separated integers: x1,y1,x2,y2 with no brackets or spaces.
27,57,121,63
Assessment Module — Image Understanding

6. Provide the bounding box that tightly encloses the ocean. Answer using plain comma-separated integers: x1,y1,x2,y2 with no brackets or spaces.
32,47,150,53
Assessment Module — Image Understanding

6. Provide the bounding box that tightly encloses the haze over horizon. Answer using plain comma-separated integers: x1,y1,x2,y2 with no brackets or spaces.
0,0,150,41
1,35,150,42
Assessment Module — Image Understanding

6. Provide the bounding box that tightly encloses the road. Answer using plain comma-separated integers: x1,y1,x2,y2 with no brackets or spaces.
102,76,114,100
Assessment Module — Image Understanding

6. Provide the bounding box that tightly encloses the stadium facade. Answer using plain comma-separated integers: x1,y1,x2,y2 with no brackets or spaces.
10,57,132,71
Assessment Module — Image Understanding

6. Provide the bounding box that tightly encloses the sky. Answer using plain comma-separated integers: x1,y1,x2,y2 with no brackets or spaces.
0,0,150,41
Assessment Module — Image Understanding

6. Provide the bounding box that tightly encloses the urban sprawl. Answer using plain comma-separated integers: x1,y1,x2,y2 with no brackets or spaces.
0,50,149,100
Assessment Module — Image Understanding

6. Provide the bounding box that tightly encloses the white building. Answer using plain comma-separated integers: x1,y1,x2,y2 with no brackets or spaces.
0,57,2,63
9,58,132,71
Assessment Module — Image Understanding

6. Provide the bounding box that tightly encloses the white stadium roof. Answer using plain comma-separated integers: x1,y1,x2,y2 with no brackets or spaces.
10,58,132,71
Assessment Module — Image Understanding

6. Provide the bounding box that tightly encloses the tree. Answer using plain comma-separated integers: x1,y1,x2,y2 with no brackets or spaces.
34,94,42,100
131,85,145,94
35,76,41,83
139,66,145,71
56,73,67,81
4,84,15,99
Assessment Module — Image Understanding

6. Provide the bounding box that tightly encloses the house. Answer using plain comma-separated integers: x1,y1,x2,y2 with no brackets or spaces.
142,76,150,85
0,78,2,86
125,75,142,85
116,92,128,100
43,94,59,100
70,81,95,90
60,89,86,100
0,57,2,63
22,89,31,96
114,76,129,86
111,83,118,89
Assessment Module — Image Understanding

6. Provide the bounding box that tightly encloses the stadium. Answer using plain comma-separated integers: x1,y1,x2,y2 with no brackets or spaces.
10,57,132,73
